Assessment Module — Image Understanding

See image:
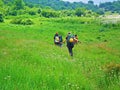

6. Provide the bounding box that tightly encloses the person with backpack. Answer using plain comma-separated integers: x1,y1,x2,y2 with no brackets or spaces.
66,32,74,56
54,32,60,46
73,34,79,44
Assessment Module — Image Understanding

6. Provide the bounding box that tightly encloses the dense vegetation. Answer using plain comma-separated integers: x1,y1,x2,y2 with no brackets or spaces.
0,0,120,90
0,0,120,18
0,15,120,90
99,0,120,13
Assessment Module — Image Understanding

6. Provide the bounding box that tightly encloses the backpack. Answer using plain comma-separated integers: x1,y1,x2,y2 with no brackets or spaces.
67,34,74,43
59,36,63,42
55,36,60,43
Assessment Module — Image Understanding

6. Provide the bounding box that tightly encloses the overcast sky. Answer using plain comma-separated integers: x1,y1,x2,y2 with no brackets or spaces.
63,0,117,5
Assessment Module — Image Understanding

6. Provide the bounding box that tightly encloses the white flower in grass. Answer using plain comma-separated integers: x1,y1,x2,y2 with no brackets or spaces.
68,83,71,86
3,51,7,55
4,77,7,80
7,75,11,78
75,84,77,87
72,84,75,87
4,75,11,80
77,86,80,89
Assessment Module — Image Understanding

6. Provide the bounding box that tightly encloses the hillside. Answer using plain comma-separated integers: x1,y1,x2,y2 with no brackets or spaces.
24,0,99,11
1,0,120,14
99,0,120,13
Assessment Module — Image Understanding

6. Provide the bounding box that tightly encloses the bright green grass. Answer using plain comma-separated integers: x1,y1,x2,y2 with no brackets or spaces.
0,16,120,90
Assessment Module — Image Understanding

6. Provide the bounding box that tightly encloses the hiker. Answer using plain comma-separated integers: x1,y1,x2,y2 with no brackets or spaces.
54,32,60,46
54,32,63,47
66,32,74,56
73,34,79,44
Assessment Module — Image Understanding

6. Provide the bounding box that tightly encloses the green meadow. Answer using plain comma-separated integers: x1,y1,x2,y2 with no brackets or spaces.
0,16,120,90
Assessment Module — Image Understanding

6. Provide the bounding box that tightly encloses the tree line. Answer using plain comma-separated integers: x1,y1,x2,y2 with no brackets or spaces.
0,0,120,22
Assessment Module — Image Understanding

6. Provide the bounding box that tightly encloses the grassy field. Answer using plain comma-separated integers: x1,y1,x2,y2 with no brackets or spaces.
0,16,120,90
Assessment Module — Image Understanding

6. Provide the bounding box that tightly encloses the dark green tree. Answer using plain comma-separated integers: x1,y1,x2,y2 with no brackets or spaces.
88,0,94,5
0,13,4,22
38,8,41,14
75,8,86,17
14,0,25,10
41,10,59,18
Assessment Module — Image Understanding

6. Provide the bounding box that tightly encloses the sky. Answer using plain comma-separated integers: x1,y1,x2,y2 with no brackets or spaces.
62,0,117,5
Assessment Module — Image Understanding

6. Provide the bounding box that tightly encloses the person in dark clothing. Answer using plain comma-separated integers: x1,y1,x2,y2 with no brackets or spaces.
66,32,74,56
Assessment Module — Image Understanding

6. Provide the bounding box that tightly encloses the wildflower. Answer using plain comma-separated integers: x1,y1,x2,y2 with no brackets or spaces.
77,86,80,89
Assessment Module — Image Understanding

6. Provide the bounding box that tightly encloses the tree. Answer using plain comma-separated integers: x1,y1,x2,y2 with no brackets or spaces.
88,0,94,5
41,10,59,18
75,8,86,17
0,13,4,22
14,0,25,10
38,8,41,14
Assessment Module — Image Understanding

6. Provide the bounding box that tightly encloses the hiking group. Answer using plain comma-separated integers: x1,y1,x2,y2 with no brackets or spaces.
54,32,79,56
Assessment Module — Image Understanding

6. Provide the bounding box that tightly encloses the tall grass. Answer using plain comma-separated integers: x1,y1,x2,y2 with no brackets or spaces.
0,16,120,90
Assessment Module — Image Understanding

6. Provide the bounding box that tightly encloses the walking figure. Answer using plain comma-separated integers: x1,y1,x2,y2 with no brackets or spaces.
66,32,74,56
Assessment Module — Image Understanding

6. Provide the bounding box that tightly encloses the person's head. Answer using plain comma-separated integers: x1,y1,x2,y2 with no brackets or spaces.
55,32,58,35
75,34,77,37
68,32,71,35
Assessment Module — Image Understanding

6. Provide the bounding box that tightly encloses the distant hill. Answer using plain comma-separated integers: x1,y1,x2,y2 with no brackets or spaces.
24,0,120,13
1,0,120,14
23,0,99,12
99,0,120,13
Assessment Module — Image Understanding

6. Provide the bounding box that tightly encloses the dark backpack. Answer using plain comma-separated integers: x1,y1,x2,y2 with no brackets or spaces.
67,34,74,43
59,36,63,42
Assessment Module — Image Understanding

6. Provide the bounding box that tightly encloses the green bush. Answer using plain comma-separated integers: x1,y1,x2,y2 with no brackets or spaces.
8,10,17,16
0,13,4,22
10,19,22,24
10,19,33,25
21,19,34,25
28,10,36,15
103,63,120,77
41,10,59,18
102,63,120,86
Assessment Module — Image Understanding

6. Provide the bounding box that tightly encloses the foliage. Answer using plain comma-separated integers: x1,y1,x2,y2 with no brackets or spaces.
28,10,36,15
99,1,120,13
101,63,120,86
103,63,120,78
0,13,4,22
0,16,120,90
41,10,59,18
8,10,17,16
10,18,33,25
75,8,86,17
38,8,41,14
13,0,25,10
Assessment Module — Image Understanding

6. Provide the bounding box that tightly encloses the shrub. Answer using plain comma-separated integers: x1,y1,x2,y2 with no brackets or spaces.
41,10,59,18
103,63,120,78
0,13,4,22
21,19,34,25
28,10,36,15
8,10,17,16
10,19,33,25
10,19,22,24
102,62,120,86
